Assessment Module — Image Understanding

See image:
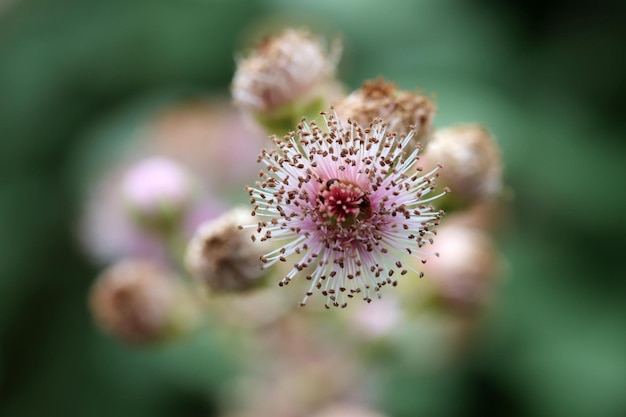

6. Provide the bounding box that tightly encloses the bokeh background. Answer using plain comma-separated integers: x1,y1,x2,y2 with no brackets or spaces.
1,0,625,416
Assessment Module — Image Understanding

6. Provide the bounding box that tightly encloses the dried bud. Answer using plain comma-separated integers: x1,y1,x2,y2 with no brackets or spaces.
89,260,179,344
426,225,500,309
186,208,267,292
120,157,194,234
232,29,340,131
334,78,436,144
424,124,503,205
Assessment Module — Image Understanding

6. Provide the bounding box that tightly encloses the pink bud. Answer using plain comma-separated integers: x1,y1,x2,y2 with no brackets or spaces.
121,157,194,232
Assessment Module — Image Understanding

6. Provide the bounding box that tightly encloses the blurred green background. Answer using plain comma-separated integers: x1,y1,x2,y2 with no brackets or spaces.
1,0,625,416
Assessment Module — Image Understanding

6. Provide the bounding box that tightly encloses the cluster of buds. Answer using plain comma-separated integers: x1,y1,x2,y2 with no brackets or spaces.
86,157,202,345
82,101,270,346
232,28,505,313
415,125,504,323
228,29,508,384
82,25,508,417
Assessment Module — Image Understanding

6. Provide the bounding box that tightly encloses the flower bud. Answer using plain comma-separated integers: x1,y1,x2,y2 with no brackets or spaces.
334,78,436,144
425,225,500,310
347,296,404,340
89,259,186,345
232,29,340,132
424,124,503,206
186,207,268,293
120,157,194,234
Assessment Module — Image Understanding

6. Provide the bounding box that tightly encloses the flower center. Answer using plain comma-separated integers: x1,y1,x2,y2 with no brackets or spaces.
318,179,370,226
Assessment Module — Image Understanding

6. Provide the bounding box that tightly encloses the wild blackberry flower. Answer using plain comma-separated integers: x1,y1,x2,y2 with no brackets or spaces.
244,112,446,308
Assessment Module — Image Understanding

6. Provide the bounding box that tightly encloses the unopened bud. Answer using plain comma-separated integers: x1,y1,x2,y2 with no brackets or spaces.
348,296,404,340
232,29,340,131
89,260,185,345
334,78,436,144
186,208,268,292
426,225,500,309
425,124,503,206
121,157,194,234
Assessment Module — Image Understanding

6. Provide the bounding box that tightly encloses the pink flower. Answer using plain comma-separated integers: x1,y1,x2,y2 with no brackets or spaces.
245,112,446,308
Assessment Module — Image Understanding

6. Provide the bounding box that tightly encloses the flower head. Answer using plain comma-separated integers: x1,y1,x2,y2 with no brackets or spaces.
244,112,446,308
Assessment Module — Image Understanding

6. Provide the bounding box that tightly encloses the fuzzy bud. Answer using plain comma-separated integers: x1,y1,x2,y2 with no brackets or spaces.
426,225,500,309
425,124,503,206
89,260,181,345
120,157,194,234
186,208,268,293
232,29,340,131
334,78,436,144
348,296,404,340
